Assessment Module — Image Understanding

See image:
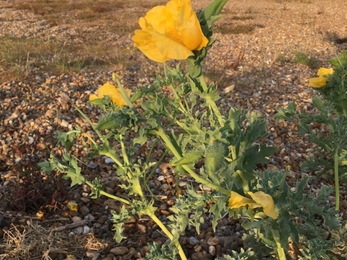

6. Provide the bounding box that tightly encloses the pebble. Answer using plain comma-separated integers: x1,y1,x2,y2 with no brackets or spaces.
189,236,200,246
110,246,129,256
79,205,90,215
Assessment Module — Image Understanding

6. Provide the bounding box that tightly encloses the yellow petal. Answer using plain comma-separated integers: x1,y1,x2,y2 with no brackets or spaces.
317,67,333,76
97,82,118,98
228,191,260,209
133,0,208,62
309,76,327,88
67,201,78,212
247,191,278,219
89,82,130,107
89,93,98,101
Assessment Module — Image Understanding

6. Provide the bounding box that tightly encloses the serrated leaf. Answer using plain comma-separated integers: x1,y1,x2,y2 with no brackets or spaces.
38,161,54,173
95,111,129,130
198,0,228,30
111,206,130,242
205,142,226,184
61,155,85,186
170,148,204,166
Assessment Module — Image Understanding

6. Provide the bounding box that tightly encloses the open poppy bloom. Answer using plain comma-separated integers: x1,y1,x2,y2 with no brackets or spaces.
89,82,131,107
229,190,278,219
133,0,208,62
309,68,333,88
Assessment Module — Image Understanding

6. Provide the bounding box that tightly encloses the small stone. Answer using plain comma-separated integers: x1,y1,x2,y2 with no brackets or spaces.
105,157,115,164
178,181,188,187
157,175,165,181
189,236,199,245
208,245,216,256
137,223,146,233
60,119,69,128
84,213,95,221
71,216,82,223
223,236,234,247
207,236,220,246
28,136,34,144
73,227,83,235
36,142,46,150
82,225,91,234
110,246,129,256
79,205,90,215
85,251,99,258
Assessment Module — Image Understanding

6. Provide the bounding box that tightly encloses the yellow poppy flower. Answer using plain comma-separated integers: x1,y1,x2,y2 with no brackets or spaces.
229,190,278,219
309,67,333,88
248,191,278,219
133,0,208,62
89,82,131,107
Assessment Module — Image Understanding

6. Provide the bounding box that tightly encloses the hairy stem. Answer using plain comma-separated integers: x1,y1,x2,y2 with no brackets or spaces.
198,75,224,127
272,229,287,260
85,180,130,205
334,147,340,210
144,208,187,260
153,127,229,196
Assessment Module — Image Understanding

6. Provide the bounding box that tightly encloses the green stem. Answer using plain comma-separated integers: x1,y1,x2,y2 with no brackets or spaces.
81,133,97,146
85,180,130,205
272,229,287,260
120,136,130,166
334,147,340,210
153,127,229,196
113,74,134,108
236,170,249,193
143,208,187,260
98,149,124,170
73,104,104,141
197,75,224,126
169,83,188,114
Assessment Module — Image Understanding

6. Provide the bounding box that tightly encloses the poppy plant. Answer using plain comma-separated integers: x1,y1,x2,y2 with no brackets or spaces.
133,0,208,62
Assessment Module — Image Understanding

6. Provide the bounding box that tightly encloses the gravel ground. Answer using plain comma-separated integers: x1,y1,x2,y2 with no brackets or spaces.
1,0,347,259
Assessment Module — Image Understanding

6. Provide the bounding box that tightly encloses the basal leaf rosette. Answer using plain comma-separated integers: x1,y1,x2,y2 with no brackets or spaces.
229,190,278,219
133,0,208,63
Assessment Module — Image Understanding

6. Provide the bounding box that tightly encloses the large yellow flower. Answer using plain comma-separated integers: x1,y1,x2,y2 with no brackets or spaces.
309,68,333,88
89,82,131,107
229,190,278,219
133,0,208,62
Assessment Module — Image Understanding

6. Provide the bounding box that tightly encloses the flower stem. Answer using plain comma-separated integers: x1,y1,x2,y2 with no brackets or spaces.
197,75,224,126
113,73,134,108
272,229,287,260
98,149,124,170
143,208,187,260
73,104,104,141
153,127,229,196
334,147,340,210
85,180,130,205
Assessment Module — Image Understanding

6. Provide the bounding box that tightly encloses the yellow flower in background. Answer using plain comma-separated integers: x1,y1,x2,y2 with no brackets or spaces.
89,82,131,107
133,0,208,62
309,67,333,88
67,200,78,212
229,190,278,219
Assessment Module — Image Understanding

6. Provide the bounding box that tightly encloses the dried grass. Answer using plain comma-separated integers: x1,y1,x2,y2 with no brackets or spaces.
0,221,108,260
